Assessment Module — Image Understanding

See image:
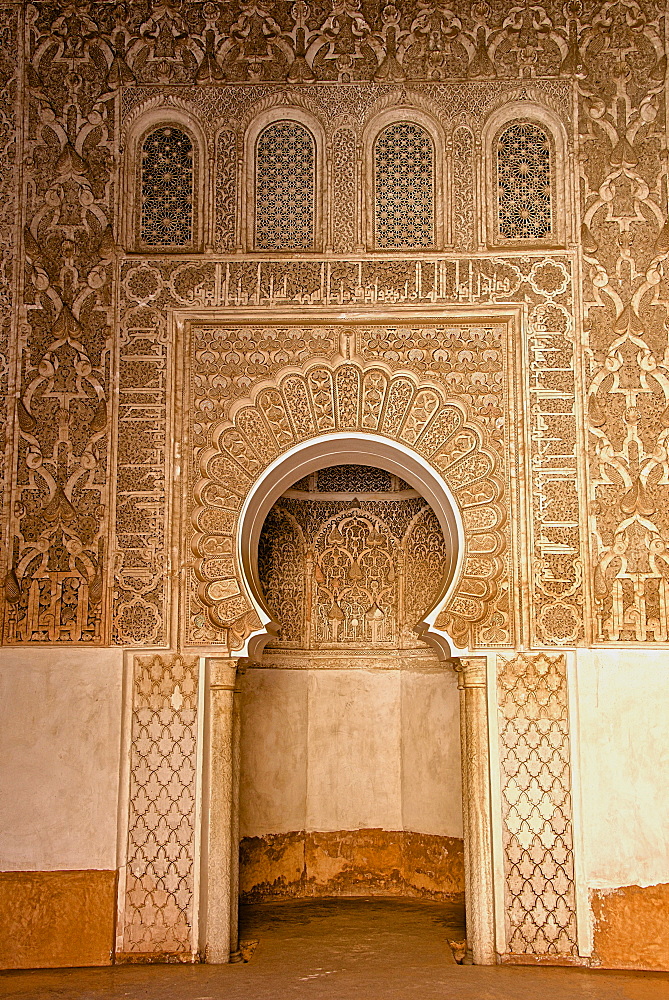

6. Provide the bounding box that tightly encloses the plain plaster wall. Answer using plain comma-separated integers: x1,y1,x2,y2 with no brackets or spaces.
239,663,462,839
0,648,124,872
574,648,669,890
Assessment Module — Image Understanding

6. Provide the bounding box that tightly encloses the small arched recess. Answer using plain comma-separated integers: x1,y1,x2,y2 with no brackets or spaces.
244,108,326,252
236,433,465,659
482,101,569,249
123,109,207,253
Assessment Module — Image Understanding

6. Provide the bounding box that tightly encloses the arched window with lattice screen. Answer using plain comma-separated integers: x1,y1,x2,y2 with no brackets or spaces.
373,122,435,250
496,121,553,241
255,121,316,251
139,125,196,249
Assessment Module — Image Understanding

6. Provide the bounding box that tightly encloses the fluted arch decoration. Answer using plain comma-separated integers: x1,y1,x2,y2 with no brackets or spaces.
192,358,505,655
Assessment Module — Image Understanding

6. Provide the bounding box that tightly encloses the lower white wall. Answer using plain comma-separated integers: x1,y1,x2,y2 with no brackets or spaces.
239,660,462,839
0,648,124,872
574,648,669,890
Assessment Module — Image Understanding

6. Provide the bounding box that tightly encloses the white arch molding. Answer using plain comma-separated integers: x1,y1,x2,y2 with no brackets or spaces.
237,432,467,660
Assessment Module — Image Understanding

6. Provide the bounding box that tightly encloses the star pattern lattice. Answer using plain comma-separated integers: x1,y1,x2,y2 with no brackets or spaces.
141,127,194,247
497,122,552,240
255,121,315,250
374,122,434,249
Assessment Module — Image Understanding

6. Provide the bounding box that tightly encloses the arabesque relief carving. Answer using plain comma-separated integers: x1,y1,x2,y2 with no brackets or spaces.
0,6,20,623
2,0,667,652
577,1,669,643
112,251,580,653
258,469,448,649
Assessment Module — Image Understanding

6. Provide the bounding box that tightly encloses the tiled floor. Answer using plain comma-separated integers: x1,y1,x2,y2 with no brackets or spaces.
1,897,667,1000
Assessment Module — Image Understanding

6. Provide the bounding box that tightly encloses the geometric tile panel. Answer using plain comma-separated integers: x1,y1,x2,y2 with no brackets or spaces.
497,653,578,956
119,655,200,957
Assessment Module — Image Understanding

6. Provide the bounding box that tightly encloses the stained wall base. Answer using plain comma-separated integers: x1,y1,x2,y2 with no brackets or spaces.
239,829,465,902
0,870,117,970
591,884,669,972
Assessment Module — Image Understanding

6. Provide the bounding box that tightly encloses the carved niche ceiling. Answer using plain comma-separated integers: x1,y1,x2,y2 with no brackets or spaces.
258,464,448,649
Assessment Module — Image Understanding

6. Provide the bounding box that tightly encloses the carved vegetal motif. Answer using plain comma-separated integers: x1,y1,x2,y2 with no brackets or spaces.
16,2,604,89
258,470,447,648
5,3,117,643
118,654,200,958
0,6,21,610
452,126,475,252
314,508,399,645
331,128,356,253
215,129,237,251
496,652,577,957
2,3,615,658
121,79,572,151
257,506,305,643
576,2,669,644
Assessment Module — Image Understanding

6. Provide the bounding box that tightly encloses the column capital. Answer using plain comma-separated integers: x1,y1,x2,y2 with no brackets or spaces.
454,655,488,690
206,656,242,691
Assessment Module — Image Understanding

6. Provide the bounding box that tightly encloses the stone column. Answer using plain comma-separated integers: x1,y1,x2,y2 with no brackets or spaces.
202,657,240,963
228,665,245,962
456,656,496,965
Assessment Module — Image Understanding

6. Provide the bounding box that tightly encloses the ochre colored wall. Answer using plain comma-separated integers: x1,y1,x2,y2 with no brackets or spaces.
0,871,116,970
591,884,669,972
575,650,669,971
240,830,464,903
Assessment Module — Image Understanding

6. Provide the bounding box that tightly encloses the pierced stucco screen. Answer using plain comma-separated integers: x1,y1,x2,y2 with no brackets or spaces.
374,122,434,249
255,121,316,250
140,126,194,247
496,122,552,241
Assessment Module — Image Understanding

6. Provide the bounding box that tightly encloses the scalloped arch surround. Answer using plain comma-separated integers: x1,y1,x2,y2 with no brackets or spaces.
192,358,506,652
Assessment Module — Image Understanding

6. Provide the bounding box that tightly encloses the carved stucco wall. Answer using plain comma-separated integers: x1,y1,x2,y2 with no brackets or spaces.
2,0,667,651
2,0,668,970
258,472,448,649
